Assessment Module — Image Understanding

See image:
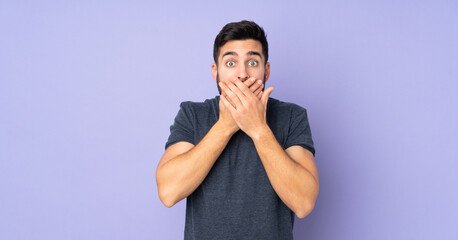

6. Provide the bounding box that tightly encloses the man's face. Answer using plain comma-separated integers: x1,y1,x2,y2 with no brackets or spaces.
212,39,270,94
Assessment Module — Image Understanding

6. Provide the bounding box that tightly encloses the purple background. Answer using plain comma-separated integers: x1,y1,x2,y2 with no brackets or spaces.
1,1,457,239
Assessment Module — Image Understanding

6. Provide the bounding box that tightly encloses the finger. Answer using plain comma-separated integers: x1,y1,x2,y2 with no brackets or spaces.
243,77,257,89
233,79,254,99
220,93,236,112
249,79,263,93
261,86,274,106
221,92,236,108
253,85,264,99
220,81,244,108
252,82,264,97
226,80,249,106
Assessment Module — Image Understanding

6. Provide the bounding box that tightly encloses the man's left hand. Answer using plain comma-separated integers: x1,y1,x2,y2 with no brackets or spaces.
219,79,274,138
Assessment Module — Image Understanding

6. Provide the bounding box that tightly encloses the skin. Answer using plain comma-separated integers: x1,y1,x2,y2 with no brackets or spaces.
156,39,319,218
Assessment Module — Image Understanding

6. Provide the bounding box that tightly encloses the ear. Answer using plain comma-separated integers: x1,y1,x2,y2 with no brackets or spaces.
211,62,217,82
265,62,270,83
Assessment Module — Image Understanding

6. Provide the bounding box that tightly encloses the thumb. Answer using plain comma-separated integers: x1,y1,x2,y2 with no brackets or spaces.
261,86,274,106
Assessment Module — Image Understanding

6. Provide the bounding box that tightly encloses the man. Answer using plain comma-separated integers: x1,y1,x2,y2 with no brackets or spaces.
156,20,319,240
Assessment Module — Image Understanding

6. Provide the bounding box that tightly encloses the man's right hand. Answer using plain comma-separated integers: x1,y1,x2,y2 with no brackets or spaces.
158,77,264,208
218,77,264,135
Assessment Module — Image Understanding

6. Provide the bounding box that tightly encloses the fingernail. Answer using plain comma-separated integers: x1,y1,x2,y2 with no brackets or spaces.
257,80,262,84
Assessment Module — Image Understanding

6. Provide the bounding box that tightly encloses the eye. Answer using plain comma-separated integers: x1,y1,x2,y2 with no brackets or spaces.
226,61,235,67
248,60,258,67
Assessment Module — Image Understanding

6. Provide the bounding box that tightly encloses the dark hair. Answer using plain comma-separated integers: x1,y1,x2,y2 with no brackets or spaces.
213,20,268,65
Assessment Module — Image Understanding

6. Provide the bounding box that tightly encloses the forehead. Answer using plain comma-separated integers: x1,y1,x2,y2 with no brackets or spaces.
219,39,263,59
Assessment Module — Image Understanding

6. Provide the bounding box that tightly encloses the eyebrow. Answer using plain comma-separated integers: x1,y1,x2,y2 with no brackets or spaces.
221,51,262,59
248,51,262,58
222,51,237,58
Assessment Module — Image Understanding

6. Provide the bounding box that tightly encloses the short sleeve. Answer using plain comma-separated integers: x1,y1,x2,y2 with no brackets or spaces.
284,107,315,156
165,102,195,149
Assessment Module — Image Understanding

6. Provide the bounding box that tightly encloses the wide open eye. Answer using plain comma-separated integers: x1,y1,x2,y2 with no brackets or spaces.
226,61,235,67
248,60,258,67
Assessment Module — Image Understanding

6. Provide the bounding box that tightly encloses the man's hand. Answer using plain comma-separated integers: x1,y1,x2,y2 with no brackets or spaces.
219,79,274,138
218,77,265,135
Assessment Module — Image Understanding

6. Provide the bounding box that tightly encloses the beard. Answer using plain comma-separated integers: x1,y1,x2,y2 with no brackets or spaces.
216,71,267,95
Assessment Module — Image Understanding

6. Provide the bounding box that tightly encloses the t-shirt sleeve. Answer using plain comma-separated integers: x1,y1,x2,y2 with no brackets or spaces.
165,102,195,149
284,107,316,156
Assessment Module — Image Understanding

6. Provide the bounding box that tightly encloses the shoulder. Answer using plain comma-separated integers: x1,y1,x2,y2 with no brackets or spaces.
175,96,220,125
267,97,308,117
178,96,219,113
267,97,311,130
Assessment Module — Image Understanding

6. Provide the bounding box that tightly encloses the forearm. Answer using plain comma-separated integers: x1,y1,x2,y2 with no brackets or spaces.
251,126,319,218
157,120,235,207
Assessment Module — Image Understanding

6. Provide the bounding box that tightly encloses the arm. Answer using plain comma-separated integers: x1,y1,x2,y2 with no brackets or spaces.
156,78,264,207
156,118,235,208
252,129,319,218
219,80,319,218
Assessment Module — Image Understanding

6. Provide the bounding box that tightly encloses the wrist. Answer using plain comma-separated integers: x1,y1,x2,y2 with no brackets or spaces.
248,123,271,141
215,119,238,137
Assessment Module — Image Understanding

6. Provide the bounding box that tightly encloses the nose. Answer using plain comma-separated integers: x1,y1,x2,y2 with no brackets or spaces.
237,65,249,81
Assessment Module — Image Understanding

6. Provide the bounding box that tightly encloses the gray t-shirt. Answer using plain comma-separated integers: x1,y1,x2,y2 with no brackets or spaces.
165,96,315,240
